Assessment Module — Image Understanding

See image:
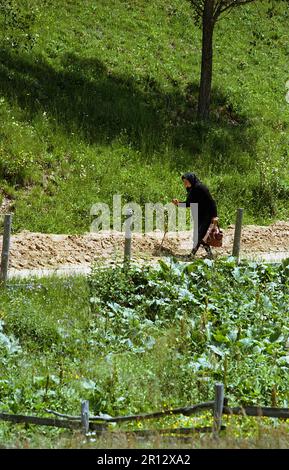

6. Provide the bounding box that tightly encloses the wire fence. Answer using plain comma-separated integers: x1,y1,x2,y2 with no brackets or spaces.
1,213,289,440
1,209,288,285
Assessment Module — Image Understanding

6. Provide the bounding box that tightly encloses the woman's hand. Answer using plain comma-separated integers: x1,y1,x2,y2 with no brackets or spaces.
172,199,180,206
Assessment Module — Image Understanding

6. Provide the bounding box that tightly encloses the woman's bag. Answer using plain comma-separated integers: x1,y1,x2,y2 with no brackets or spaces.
203,219,223,247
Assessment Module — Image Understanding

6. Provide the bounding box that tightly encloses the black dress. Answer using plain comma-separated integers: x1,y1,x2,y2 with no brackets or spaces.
181,173,217,247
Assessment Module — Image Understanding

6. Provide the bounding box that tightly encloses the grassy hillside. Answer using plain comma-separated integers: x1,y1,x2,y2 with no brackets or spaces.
0,0,288,233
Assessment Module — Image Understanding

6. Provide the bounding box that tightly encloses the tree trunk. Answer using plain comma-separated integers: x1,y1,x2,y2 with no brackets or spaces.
197,0,215,121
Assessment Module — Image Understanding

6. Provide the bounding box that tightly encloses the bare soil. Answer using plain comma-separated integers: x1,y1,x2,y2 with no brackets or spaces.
1,221,288,270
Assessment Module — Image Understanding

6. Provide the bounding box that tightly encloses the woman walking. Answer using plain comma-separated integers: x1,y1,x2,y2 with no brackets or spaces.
172,172,218,257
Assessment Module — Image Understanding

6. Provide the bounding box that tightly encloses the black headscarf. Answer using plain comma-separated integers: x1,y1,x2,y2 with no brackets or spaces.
181,172,201,191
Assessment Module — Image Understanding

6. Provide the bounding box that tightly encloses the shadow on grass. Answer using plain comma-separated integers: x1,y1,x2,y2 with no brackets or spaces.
0,48,258,168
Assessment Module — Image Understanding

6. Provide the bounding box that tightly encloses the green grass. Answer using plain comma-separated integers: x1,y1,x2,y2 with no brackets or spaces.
0,257,288,447
0,0,288,233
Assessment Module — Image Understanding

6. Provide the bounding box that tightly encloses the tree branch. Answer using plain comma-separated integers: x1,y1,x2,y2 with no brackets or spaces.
190,0,205,18
213,0,224,19
219,0,257,17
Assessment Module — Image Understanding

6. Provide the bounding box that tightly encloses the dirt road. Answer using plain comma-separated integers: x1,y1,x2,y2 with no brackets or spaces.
1,221,288,276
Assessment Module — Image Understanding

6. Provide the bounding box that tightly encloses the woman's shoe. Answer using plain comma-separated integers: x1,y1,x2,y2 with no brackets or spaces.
188,247,198,259
204,244,213,259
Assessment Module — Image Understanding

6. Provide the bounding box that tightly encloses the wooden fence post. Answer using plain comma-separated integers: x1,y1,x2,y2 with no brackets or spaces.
232,208,243,262
213,382,224,437
81,400,89,435
124,208,133,267
0,214,12,284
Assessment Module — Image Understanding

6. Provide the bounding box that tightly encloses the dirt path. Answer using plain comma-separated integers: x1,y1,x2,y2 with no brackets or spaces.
1,221,288,277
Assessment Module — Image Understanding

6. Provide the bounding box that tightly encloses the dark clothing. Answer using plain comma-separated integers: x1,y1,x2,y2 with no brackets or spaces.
197,212,213,244
182,172,201,188
181,172,217,246
183,182,217,218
